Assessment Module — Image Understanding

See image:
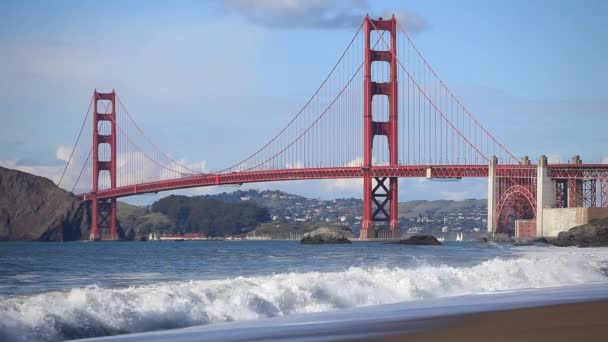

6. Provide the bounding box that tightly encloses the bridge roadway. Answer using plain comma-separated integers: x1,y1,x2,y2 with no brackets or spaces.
82,164,608,200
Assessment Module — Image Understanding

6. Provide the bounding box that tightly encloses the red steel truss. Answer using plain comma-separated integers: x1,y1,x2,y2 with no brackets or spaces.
493,165,537,235
582,179,597,208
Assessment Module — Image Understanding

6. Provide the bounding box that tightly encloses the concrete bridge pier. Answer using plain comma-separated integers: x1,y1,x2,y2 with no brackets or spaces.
487,156,498,235
568,155,584,207
536,155,556,237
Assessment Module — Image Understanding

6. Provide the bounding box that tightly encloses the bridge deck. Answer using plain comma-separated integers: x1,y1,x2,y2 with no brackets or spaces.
82,164,608,200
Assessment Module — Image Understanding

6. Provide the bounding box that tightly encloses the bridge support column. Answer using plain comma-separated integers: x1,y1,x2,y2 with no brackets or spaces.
536,155,555,237
487,156,497,235
567,155,583,208
91,196,99,240
361,174,375,239
90,90,118,241
601,177,608,208
360,15,399,239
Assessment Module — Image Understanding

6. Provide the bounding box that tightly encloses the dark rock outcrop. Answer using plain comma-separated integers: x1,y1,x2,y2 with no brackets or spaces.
300,227,352,244
0,166,90,241
549,219,608,247
390,235,442,245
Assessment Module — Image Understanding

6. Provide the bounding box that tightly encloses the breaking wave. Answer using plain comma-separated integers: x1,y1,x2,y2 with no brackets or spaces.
1,250,607,341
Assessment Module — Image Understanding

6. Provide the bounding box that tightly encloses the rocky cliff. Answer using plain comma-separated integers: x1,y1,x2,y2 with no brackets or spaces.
0,166,90,241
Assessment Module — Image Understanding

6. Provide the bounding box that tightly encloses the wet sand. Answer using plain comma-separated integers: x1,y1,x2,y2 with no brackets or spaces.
360,300,608,342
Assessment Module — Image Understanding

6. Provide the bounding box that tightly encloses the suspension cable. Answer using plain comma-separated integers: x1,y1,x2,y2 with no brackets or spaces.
58,97,93,187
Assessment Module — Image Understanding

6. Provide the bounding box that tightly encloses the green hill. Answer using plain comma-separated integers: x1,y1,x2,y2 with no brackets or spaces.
398,199,486,219
151,195,271,237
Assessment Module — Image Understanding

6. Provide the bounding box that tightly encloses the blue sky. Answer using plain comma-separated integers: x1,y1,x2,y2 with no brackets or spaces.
1,0,606,203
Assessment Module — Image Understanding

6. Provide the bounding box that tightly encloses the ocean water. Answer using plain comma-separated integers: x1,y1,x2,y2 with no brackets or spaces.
1,241,607,341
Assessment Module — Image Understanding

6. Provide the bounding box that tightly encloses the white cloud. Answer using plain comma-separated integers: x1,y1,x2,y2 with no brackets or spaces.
403,178,487,202
439,191,467,201
1,145,89,188
389,10,428,33
55,145,72,162
115,150,209,188
1,145,210,195
344,157,363,167
324,178,362,192
0,159,64,184
224,0,427,32
285,161,304,169
546,154,561,164
225,0,366,29
343,156,388,168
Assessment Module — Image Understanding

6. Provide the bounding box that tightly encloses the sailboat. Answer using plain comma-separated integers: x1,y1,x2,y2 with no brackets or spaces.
455,232,464,241
437,235,445,242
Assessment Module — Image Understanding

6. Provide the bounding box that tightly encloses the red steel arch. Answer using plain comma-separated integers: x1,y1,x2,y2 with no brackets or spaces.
495,184,536,235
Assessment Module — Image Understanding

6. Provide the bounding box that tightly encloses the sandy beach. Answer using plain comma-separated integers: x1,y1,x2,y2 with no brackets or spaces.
363,300,608,342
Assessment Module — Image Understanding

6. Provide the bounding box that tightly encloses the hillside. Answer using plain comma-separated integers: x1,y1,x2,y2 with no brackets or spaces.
151,195,271,237
116,202,175,240
204,190,486,228
202,189,361,226
0,166,90,241
253,221,352,237
0,166,273,241
398,199,486,218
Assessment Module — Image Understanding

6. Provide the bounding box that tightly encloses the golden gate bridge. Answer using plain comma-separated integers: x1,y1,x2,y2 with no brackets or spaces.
57,16,608,241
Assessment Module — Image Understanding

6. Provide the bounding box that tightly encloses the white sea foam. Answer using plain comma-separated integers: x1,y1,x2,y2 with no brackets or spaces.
1,248,607,342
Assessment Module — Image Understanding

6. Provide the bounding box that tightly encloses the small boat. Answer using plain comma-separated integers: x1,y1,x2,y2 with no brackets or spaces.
437,235,445,242
456,232,464,241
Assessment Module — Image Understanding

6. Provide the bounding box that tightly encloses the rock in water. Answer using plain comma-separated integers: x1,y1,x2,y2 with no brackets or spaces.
300,227,352,244
550,219,608,247
390,235,442,246
0,166,91,241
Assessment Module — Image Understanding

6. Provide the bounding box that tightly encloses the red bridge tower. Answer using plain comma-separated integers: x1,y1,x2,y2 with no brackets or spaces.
360,16,400,239
90,90,117,240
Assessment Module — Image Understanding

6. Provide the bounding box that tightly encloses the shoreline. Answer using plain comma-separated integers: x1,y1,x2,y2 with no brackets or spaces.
72,284,608,342
358,300,608,342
